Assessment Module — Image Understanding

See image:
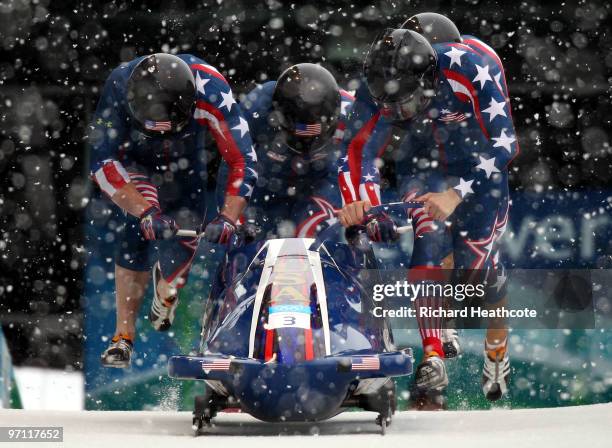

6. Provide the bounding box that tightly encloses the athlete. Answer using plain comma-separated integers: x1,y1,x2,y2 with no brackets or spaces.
337,13,517,404
216,63,354,239
89,53,257,367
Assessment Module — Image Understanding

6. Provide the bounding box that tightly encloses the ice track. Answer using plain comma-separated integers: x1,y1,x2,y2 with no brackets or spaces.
1,404,611,448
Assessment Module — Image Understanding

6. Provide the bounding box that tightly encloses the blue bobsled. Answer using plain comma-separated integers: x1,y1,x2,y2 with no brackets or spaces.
168,203,420,434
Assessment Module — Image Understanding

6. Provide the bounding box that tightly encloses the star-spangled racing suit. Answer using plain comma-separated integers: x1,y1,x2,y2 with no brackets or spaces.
338,36,519,352
216,81,354,239
88,54,257,287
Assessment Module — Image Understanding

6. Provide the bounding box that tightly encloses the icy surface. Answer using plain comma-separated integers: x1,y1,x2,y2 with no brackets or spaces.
1,404,611,448
13,367,84,410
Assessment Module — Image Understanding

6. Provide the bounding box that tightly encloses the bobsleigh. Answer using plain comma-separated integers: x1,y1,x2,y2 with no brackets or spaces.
168,203,420,434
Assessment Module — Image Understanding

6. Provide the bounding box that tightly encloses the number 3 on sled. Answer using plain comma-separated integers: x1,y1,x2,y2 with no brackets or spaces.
266,305,311,330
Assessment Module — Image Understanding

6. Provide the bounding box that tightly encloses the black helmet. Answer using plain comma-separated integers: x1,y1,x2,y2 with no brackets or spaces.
401,12,461,44
271,63,341,156
127,53,196,135
364,29,438,122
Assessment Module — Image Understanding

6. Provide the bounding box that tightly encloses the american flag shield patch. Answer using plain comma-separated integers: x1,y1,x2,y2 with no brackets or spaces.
201,358,231,372
144,120,172,131
351,356,380,371
439,111,467,123
294,122,322,136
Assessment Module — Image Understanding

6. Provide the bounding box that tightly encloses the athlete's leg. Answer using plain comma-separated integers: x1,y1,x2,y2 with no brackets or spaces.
102,174,158,366
114,265,150,340
399,174,453,408
113,173,160,331
484,199,510,353
401,171,452,359
451,196,510,400
150,190,203,330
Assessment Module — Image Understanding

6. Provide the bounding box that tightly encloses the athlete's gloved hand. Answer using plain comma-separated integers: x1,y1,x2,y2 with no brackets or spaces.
365,213,399,243
345,224,370,251
139,206,179,240
240,221,260,245
204,214,236,244
345,224,367,243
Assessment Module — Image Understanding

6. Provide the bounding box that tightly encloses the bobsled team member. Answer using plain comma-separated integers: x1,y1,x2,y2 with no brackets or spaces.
216,63,353,239
88,53,257,367
337,13,517,403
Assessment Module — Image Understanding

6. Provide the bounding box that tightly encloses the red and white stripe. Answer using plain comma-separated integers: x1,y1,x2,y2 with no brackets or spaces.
129,173,160,209
415,294,444,353
443,69,489,139
333,121,346,143
411,208,435,237
165,240,199,288
345,113,380,203
338,170,358,205
447,42,481,56
360,181,381,206
339,89,355,101
194,100,246,196
93,160,130,197
408,267,446,357
403,190,434,236
190,63,227,83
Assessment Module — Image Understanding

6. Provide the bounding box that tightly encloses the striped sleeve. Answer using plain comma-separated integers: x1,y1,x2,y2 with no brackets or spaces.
337,82,391,206
439,38,519,200
93,159,131,197
191,63,257,199
88,69,131,197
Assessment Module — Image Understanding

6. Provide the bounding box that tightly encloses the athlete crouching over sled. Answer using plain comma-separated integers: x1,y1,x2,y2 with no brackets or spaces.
337,13,517,405
216,63,354,239
88,53,256,367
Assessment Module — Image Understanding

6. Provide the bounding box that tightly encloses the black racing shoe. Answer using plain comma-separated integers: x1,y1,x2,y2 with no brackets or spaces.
149,262,179,331
101,334,133,368
414,354,449,391
442,328,461,359
410,354,449,410
482,349,510,401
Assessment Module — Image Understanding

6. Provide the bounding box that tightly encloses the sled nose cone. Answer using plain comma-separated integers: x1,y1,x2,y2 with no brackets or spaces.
237,363,348,421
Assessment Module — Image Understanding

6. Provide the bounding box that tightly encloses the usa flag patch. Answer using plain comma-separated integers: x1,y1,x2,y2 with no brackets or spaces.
145,120,172,131
351,356,380,371
438,111,467,123
201,358,231,372
294,122,322,136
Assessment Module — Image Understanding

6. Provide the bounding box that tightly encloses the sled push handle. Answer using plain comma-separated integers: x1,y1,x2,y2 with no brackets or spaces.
311,200,423,248
369,200,423,235
176,229,202,238
176,201,422,241
367,200,424,215
176,225,412,240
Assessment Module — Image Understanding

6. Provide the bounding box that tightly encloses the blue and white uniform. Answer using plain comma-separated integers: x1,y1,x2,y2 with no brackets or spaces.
217,81,354,238
88,54,257,286
339,36,519,293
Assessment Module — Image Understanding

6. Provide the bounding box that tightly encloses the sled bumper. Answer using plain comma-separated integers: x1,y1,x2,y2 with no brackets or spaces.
168,349,413,381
